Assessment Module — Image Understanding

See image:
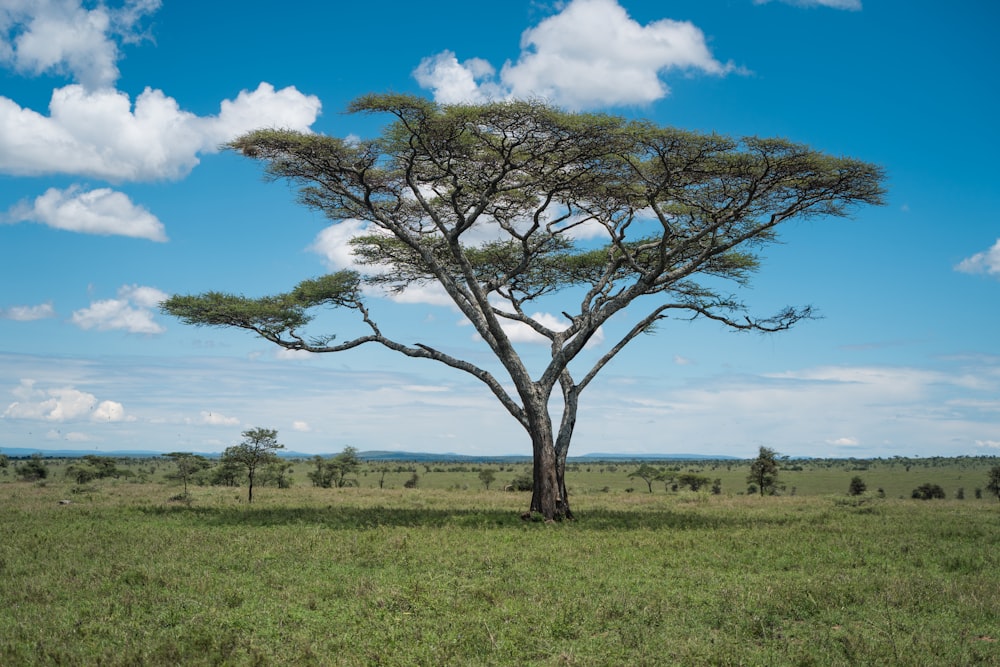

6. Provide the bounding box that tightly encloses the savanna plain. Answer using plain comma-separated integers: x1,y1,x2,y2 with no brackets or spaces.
1,456,998,666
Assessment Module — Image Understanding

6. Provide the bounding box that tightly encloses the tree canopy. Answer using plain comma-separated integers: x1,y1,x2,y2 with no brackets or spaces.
163,94,884,520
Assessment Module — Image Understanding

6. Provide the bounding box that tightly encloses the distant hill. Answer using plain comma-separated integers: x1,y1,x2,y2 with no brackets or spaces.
0,446,740,462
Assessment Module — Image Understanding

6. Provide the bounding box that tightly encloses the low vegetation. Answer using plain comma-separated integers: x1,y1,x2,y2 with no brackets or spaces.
0,454,998,665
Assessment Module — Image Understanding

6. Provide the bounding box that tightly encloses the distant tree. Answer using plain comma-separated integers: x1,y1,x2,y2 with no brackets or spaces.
911,483,946,500
403,472,419,489
65,455,128,484
479,468,497,490
628,464,661,493
308,447,361,488
955,487,965,500
164,453,211,496
16,454,48,481
261,461,294,489
677,473,712,492
0,453,8,468
986,466,1000,502
222,427,284,503
162,94,884,520
711,478,722,495
848,476,867,496
747,447,780,496
209,458,243,487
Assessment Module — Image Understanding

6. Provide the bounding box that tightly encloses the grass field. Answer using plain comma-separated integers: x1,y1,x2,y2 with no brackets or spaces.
1,457,998,665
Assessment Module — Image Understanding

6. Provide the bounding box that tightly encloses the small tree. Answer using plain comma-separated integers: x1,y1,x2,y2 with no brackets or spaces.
986,466,1000,502
165,453,211,496
260,461,294,489
628,463,661,493
309,447,361,488
222,427,284,503
848,476,867,496
479,468,497,490
403,472,419,489
747,447,780,496
677,473,712,492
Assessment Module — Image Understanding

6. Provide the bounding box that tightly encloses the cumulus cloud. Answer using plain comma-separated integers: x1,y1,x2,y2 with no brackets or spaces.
415,0,737,109
955,239,1000,277
2,378,126,422
7,185,166,240
70,284,168,334
0,82,320,181
0,0,161,90
754,0,862,8
292,420,311,432
1,302,55,321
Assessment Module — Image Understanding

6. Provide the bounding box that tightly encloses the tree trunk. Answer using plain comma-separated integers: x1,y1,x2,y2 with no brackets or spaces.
526,424,573,521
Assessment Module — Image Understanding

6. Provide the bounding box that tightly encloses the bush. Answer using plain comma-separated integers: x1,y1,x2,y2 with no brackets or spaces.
509,473,533,492
911,483,946,500
403,473,419,489
848,476,866,496
16,457,48,481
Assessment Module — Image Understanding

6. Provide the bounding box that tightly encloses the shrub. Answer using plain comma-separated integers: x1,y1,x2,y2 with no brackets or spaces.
911,483,946,500
509,473,533,492
16,457,48,481
403,473,419,489
848,476,866,496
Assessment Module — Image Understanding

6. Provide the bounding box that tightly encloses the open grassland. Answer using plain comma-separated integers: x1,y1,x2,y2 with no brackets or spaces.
2,460,999,667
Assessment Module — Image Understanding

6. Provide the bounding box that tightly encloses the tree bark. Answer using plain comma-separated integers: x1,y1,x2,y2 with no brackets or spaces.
524,410,573,521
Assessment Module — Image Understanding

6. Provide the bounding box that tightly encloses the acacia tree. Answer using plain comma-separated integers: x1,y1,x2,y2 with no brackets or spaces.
223,428,284,503
163,94,883,520
165,452,211,495
747,446,781,496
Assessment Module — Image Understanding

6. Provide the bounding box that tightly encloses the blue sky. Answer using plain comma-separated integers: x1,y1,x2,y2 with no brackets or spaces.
1,0,998,458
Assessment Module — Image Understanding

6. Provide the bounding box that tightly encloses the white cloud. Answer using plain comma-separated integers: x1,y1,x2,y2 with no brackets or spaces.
292,420,311,432
0,0,161,90
976,440,1000,449
71,284,168,334
8,185,166,241
1,302,55,321
753,0,861,8
92,400,127,422
194,410,240,426
415,0,736,109
826,436,859,446
955,239,1000,277
0,82,320,181
2,378,126,422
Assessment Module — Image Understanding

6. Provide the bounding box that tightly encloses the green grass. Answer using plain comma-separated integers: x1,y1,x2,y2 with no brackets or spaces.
1,472,999,666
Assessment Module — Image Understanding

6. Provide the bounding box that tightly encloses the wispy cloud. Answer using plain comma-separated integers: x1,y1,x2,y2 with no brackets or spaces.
753,0,862,9
414,0,738,109
1,302,55,321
